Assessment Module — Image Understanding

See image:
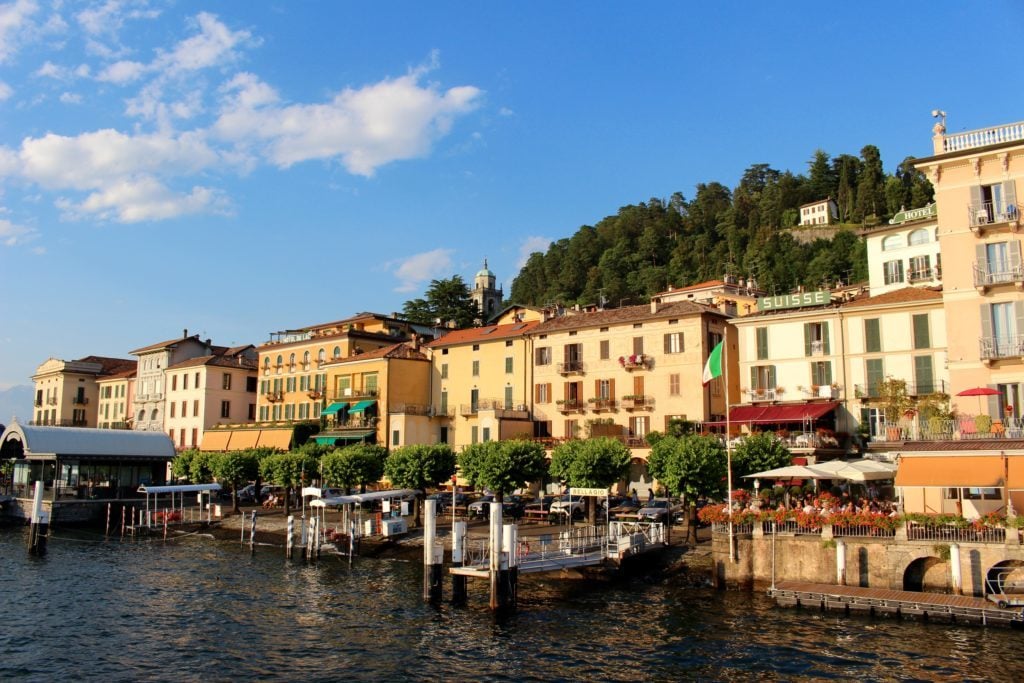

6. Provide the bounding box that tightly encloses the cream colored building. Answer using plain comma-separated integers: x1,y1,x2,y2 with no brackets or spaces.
653,276,764,317
32,356,136,427
914,118,1024,415
863,204,941,295
95,368,135,430
164,348,258,450
130,331,220,432
427,320,540,450
799,198,838,226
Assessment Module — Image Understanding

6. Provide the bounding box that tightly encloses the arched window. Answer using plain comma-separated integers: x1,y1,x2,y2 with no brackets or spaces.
303,351,310,366
276,355,283,366
289,353,296,370
333,346,341,359
263,357,270,369
882,235,902,251
151,409,158,421
908,229,929,245
318,349,326,363
138,410,145,422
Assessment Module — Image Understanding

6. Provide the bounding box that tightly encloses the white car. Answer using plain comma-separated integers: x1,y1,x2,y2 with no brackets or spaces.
549,495,585,519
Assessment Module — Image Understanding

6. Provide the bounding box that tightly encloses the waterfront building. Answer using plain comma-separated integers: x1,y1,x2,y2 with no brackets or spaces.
799,198,838,226
163,346,258,450
470,259,503,324
95,367,135,430
652,275,764,317
426,319,540,450
314,341,431,448
31,356,136,428
862,204,941,295
529,300,735,492
130,331,222,433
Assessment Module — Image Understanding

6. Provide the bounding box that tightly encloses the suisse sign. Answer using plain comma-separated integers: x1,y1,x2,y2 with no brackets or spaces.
757,290,830,312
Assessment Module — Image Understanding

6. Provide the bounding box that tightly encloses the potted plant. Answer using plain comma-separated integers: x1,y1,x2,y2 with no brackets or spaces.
775,386,786,396
878,377,913,440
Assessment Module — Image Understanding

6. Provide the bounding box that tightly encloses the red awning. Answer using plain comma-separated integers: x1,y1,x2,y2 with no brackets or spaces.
702,402,838,426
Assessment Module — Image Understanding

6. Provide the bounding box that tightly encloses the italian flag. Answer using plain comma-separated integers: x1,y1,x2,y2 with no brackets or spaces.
702,340,723,385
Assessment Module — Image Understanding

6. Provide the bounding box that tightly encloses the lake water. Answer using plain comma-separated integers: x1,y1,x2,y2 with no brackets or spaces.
0,526,1020,681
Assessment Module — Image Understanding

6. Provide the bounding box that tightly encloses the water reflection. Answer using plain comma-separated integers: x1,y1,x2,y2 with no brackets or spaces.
0,528,1019,682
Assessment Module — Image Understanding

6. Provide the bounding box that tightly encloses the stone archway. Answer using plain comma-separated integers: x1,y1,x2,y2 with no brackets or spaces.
985,559,1024,600
903,556,950,592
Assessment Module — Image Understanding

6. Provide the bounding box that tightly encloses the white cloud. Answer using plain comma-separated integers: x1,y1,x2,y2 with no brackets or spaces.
96,59,145,83
498,106,514,117
155,11,252,75
0,217,37,246
212,67,483,176
35,60,63,78
0,145,18,176
389,248,454,292
77,0,160,36
0,0,39,64
0,80,11,99
59,91,81,104
59,177,229,222
517,235,552,268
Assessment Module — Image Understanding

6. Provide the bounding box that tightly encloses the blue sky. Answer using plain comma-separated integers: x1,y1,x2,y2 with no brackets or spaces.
0,1,1022,391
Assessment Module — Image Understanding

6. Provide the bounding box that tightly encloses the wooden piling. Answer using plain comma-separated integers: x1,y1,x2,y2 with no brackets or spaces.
451,520,467,604
423,499,443,602
286,515,294,559
27,481,48,556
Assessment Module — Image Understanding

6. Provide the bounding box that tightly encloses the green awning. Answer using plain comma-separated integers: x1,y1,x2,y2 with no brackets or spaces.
348,400,376,414
313,431,374,445
322,402,348,417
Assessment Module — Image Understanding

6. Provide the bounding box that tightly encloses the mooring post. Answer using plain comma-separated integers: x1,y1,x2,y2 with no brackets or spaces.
423,499,443,602
286,515,294,559
120,505,126,539
502,522,518,609
452,520,467,604
249,511,257,552
950,543,962,595
300,512,308,550
836,539,846,586
27,481,49,556
163,510,168,541
488,501,503,610
105,503,111,537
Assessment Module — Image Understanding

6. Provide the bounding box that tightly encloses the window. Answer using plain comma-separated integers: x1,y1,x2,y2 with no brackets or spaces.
289,353,296,370
631,416,650,438
563,343,583,371
471,426,479,444
803,322,830,356
248,404,256,420
470,388,479,411
755,327,768,360
276,355,283,369
264,357,271,373
669,373,680,396
441,363,448,379
472,344,480,351
865,358,884,395
864,319,881,353
472,360,480,376
600,340,610,360
333,346,341,359
181,401,186,417
193,400,199,417
908,228,930,245
535,383,551,403
912,313,931,349
183,374,189,390
247,377,257,393
908,255,931,281
303,351,310,367
535,347,552,365
750,365,776,391
810,361,832,387
272,405,281,420
970,180,1017,224
505,340,513,347
222,373,232,390
221,401,230,418
981,301,1024,358
882,234,902,251
286,377,296,392
170,402,176,418
632,337,644,355
392,430,400,447
505,357,513,373
914,355,935,394
440,390,448,415
171,375,178,391
504,386,513,409
300,376,309,391
441,348,449,355
191,428,198,447
564,420,579,439
664,332,683,354
260,406,269,421
883,259,904,285
596,379,612,400
318,349,326,363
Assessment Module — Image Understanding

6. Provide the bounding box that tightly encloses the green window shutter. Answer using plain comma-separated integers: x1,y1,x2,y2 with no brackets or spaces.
810,363,820,386
866,358,884,392
803,323,812,357
504,386,513,409
440,391,447,413
822,322,831,354
768,366,776,388
756,327,768,360
914,356,934,393
750,367,758,390
823,362,833,386
1016,301,1024,339
505,357,513,373
865,319,881,353
913,314,930,349
980,304,993,341
471,426,478,444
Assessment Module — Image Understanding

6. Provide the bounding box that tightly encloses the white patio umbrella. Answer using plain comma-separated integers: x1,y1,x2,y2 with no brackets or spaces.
741,465,832,480
810,458,896,481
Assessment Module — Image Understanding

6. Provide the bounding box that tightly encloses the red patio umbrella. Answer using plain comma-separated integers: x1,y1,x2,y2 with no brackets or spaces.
956,386,1001,414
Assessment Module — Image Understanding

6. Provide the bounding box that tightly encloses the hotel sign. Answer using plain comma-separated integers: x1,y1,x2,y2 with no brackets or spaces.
757,290,830,312
888,203,937,225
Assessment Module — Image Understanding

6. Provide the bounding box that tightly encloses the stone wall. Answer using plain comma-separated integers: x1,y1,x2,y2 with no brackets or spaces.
713,529,1024,597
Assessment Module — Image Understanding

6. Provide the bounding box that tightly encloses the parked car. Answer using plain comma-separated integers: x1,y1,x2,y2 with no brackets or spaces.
636,498,682,524
607,498,641,520
237,484,273,503
549,495,585,520
467,495,495,519
426,491,470,512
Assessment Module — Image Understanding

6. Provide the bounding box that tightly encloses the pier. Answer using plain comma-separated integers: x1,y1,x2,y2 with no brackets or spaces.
769,580,1024,627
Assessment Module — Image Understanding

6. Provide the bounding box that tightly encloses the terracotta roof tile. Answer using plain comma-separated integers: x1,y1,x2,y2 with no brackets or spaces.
841,286,943,309
76,356,137,376
427,321,540,348
531,301,721,334
130,334,204,355
167,355,258,371
322,341,428,365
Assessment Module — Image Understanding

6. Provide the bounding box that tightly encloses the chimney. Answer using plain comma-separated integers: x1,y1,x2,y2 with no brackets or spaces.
183,328,188,338
650,300,658,314
412,333,420,351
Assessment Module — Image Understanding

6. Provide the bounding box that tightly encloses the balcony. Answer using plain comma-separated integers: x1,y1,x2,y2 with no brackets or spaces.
808,340,826,356
908,267,940,284
621,395,654,411
266,390,284,403
980,335,1024,363
877,415,1024,442
938,120,1024,154
389,403,432,416
555,399,585,413
968,200,1020,234
73,396,89,405
973,262,1024,292
749,388,781,402
618,354,653,371
459,404,478,417
34,399,42,407
46,397,58,406
557,360,586,375
329,387,379,401
307,389,324,400
588,398,617,412
800,385,842,400
855,381,946,400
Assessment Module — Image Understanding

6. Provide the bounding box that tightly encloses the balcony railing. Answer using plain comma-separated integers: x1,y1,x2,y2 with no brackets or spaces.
27,419,87,427
265,390,284,403
621,396,654,410
801,385,841,399
389,403,432,416
855,380,947,399
908,267,939,283
939,121,1024,153
588,398,617,412
329,387,379,401
46,397,58,405
557,360,586,375
619,354,652,371
555,399,584,413
974,262,1024,290
980,335,1024,361
73,396,89,405
968,200,1020,231
808,340,825,356
879,415,1024,442
749,388,780,402
307,389,324,400
459,404,478,417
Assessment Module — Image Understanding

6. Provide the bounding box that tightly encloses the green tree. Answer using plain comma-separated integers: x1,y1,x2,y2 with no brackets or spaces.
402,275,480,328
322,444,387,494
549,437,631,524
212,449,261,514
171,449,199,481
855,145,886,222
188,451,216,484
260,451,317,515
383,443,457,526
731,433,792,481
647,435,727,543
807,149,835,202
457,440,548,503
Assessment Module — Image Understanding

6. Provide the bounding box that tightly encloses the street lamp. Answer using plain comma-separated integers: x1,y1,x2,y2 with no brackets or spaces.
753,478,760,507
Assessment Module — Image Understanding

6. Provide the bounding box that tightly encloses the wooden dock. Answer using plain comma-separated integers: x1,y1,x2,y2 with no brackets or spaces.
769,580,1024,627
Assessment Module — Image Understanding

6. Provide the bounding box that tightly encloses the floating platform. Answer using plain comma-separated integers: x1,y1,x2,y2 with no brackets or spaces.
769,580,1024,627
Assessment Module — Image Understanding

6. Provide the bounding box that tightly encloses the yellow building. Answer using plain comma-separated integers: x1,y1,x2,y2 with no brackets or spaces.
653,277,764,317
426,320,540,450
32,356,136,427
164,348,258,450
314,341,432,448
254,312,429,425
95,367,135,430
